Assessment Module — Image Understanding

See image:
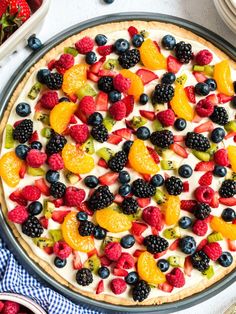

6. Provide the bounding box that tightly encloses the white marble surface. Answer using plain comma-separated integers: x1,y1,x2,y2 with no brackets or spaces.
0,0,235,313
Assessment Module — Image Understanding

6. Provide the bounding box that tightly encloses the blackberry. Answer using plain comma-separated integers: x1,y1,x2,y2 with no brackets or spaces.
91,124,108,143
132,280,150,302
210,106,229,126
191,250,210,271
78,220,95,236
131,178,155,198
219,179,236,198
150,130,174,148
185,132,210,152
121,197,138,215
165,176,183,195
174,41,193,63
108,151,128,172
151,84,174,104
13,119,33,143
88,186,114,211
193,202,211,220
76,268,93,286
22,216,43,238
97,76,114,93
44,72,63,90
118,49,140,69
50,182,66,198
144,235,169,254
46,133,67,155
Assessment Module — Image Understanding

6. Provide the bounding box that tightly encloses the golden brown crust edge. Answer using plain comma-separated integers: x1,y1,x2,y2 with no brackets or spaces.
0,20,236,306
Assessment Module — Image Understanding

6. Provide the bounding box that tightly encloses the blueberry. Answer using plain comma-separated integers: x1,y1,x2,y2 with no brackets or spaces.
84,175,99,188
139,93,149,105
119,184,131,196
161,35,176,50
178,216,192,229
119,170,130,184
120,234,135,248
157,259,169,272
231,96,236,108
54,257,67,268
210,127,225,143
85,51,97,65
150,174,164,187
16,103,31,117
37,68,50,84
174,118,186,131
114,38,130,54
87,112,103,126
98,266,110,279
15,144,30,160
122,140,133,154
31,141,42,150
59,97,70,102
179,236,196,254
28,201,43,216
132,34,144,48
109,90,121,103
161,72,176,85
93,226,107,240
178,164,193,178
213,165,227,177
218,251,233,267
195,82,210,96
95,34,107,46
76,211,88,221
28,35,42,51
136,126,150,140
205,78,217,91
46,170,60,183
221,207,236,222
103,0,114,3
125,271,139,285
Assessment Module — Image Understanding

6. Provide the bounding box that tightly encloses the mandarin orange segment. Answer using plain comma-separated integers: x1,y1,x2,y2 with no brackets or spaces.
49,101,78,134
210,216,236,240
62,64,88,96
0,151,24,187
62,211,94,252
162,195,180,226
170,86,194,121
227,145,236,172
95,207,132,233
120,69,144,101
214,60,234,96
62,143,95,174
128,139,160,174
137,251,166,285
139,38,166,70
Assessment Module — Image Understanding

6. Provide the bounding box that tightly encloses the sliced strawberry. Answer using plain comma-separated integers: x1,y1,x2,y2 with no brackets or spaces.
34,178,50,196
225,131,236,140
139,110,155,121
98,158,108,169
180,200,197,212
184,256,193,277
151,226,159,235
125,119,135,130
97,45,113,56
96,91,108,111
96,280,104,294
90,57,105,74
68,93,78,103
69,114,77,124
100,255,112,266
87,248,98,258
173,135,185,142
133,249,145,257
196,239,208,251
219,197,236,206
198,171,213,186
99,172,119,185
19,163,27,179
142,174,151,182
184,86,196,103
112,128,132,140
227,240,236,251
29,130,39,144
158,282,174,293
169,239,180,251
123,95,134,117
134,235,144,244
194,120,214,133
128,26,138,37
206,93,218,105
194,161,215,171
147,146,160,163
52,210,71,224
137,198,151,208
78,202,93,216
170,143,188,158
107,134,123,145
131,222,148,236
167,55,182,73
183,181,189,192
34,101,42,112
44,246,53,255
72,250,82,270
98,69,116,77
192,114,203,123
114,194,124,203
217,93,233,104
154,250,167,259
87,71,99,82
39,216,48,229
193,71,207,82
136,68,158,85
9,189,27,206
53,198,64,208
210,192,219,208
113,268,128,277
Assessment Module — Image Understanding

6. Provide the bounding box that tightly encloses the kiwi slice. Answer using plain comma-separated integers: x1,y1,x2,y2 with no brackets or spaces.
102,236,120,249
49,229,63,242
206,143,218,156
130,116,147,129
163,226,181,239
27,167,45,176
77,83,97,99
192,65,205,72
154,189,167,204
84,254,101,274
96,147,114,162
64,47,78,57
43,200,55,219
33,237,54,249
160,160,178,170
204,65,214,76
176,74,187,86
103,116,116,131
152,119,164,131
207,232,223,243
41,127,52,138
224,120,236,132
202,265,214,279
168,256,185,268
127,209,142,221
65,171,80,184
104,59,118,70
82,137,95,154
161,149,174,160
5,125,14,149
34,111,49,125
192,150,211,161
28,82,42,100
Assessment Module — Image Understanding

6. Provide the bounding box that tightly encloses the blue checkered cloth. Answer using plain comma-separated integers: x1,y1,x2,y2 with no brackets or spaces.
0,238,102,314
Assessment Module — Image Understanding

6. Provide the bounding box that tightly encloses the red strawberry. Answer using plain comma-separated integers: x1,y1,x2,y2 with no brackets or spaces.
225,131,236,140
219,197,236,206
158,282,174,293
107,134,123,145
183,181,189,192
44,246,53,255
97,45,113,56
133,249,145,257
122,95,134,117
210,192,219,208
206,93,218,105
128,26,138,37
198,171,213,186
98,69,116,77
9,189,27,206
136,69,158,85
170,143,188,158
184,86,196,103
113,268,128,277
139,110,155,121
217,93,233,104
0,0,8,18
99,172,119,185
194,120,214,133
196,238,208,251
19,163,27,178
96,280,104,294
78,202,93,216
184,256,193,276
173,135,185,142
131,222,148,236
142,174,151,182
193,71,207,82
98,158,108,169
180,200,197,212
112,128,132,140
169,239,180,250
147,146,160,163
52,210,71,224
137,198,151,208
87,71,99,82
29,130,39,143
194,161,215,171
167,55,182,73
227,239,236,252
72,251,82,270
39,216,48,229
34,178,50,195
87,248,98,258
90,57,105,74
96,91,108,111
8,0,31,22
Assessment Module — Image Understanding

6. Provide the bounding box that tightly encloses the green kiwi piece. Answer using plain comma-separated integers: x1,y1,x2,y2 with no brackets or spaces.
96,147,114,162
84,254,101,274
5,125,14,149
28,82,42,100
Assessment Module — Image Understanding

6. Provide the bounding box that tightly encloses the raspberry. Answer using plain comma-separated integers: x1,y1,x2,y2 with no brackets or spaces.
109,100,126,121
194,186,214,204
104,242,122,261
180,200,197,211
8,205,29,224
97,45,113,56
192,219,208,236
113,74,131,93
21,185,41,201
69,124,89,144
195,49,213,66
128,26,138,37
195,99,214,117
76,96,95,122
40,91,59,109
142,206,162,230
166,268,185,288
75,36,94,54
64,187,85,207
110,278,127,295
26,149,47,168
116,252,135,269
214,148,229,166
55,53,74,72
53,241,72,259
156,109,175,126
48,153,64,170
2,301,20,314
203,242,222,261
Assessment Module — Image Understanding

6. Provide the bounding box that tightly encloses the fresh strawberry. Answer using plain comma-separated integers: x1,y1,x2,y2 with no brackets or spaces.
133,249,145,257
147,146,160,163
184,256,193,276
169,239,180,250
142,174,151,182
194,120,214,133
198,171,213,186
9,189,27,206
167,55,182,73
210,192,219,208
183,181,189,192
196,238,208,251
173,135,185,142
0,0,8,18
96,280,104,294
52,210,71,224
154,250,167,259
158,282,174,293
180,200,197,212
217,93,233,104
219,197,236,206
98,69,116,77
122,95,134,117
8,0,31,22
112,128,132,140
128,25,138,37
52,198,64,208
131,222,148,236
137,197,151,208
193,71,207,82
44,246,53,255
97,45,113,56
87,71,99,82
107,134,123,145
98,158,108,169
96,91,108,111
194,161,215,171
39,216,48,229
19,163,26,178
227,240,236,252
184,86,196,103
72,250,82,270
99,172,119,185
139,110,155,121
136,69,158,85
78,202,93,216
133,235,144,245
29,130,39,143
87,248,98,258
113,268,128,277
34,178,50,195
170,143,188,158
225,131,236,140
206,93,218,105
90,57,105,74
